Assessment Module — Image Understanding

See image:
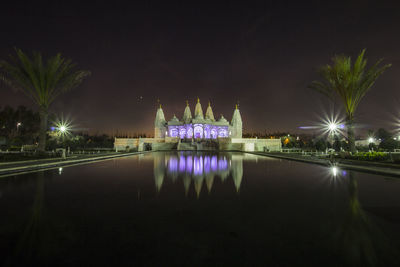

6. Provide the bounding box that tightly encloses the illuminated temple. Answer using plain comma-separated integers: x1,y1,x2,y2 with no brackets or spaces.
155,98,242,140
114,99,281,152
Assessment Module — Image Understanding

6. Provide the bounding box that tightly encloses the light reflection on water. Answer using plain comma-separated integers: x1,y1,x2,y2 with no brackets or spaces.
154,152,243,196
1,152,400,266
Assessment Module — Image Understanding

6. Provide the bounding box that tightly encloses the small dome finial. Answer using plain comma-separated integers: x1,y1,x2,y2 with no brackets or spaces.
157,99,161,108
208,100,211,107
186,100,189,106
197,97,200,103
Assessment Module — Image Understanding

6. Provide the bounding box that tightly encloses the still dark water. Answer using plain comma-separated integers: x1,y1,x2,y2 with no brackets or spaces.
1,151,400,266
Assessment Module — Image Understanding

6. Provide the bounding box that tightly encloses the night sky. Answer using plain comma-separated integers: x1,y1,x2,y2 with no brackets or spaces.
1,0,400,136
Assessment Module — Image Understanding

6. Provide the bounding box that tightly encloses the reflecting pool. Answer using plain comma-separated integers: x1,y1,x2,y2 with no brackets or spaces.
1,151,400,266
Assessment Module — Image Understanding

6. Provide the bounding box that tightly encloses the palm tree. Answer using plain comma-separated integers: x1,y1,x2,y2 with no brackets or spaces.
309,49,391,153
0,49,90,151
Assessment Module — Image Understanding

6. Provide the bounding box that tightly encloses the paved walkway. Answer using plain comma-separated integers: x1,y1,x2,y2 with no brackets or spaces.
252,152,400,178
0,152,147,177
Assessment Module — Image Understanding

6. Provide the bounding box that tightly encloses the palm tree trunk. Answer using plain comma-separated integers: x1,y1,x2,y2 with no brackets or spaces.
346,118,356,154
38,108,48,152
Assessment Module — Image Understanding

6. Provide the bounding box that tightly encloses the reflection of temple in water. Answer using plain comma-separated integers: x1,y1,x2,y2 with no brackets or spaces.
153,152,243,197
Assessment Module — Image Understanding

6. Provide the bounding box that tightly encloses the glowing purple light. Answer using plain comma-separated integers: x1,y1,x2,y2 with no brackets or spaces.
210,128,217,139
204,156,211,174
166,155,229,176
218,157,228,170
194,124,203,139
193,156,203,175
179,155,186,172
186,156,193,173
168,157,178,172
211,156,218,172
218,127,229,138
186,127,193,138
169,127,179,137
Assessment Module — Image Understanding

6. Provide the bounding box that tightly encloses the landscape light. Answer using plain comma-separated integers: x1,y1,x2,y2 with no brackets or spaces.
54,118,72,137
319,115,345,137
331,166,338,177
328,122,338,132
368,137,374,143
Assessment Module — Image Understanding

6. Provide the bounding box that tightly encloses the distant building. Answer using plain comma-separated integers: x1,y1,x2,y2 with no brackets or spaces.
114,99,281,152
355,138,380,147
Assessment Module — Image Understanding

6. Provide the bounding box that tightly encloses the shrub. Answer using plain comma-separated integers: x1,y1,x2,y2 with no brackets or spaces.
353,151,388,161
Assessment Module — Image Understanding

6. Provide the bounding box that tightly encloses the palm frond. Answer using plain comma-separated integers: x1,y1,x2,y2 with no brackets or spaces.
309,49,391,119
0,48,91,109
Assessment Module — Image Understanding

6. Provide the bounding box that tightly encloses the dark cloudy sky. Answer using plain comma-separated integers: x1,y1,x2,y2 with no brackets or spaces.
1,0,400,135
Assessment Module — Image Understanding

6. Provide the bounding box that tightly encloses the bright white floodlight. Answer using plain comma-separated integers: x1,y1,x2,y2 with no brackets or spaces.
368,137,374,143
328,123,338,132
55,120,71,137
331,166,338,177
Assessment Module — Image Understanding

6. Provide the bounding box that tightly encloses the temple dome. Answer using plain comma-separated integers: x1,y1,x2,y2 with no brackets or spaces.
218,115,228,123
194,98,204,119
169,114,180,124
205,102,215,121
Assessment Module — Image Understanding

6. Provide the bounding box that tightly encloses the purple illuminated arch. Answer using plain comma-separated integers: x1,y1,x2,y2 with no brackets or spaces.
194,124,203,139
179,127,186,139
218,127,228,138
169,127,178,137
186,127,193,138
210,128,218,139
203,124,211,139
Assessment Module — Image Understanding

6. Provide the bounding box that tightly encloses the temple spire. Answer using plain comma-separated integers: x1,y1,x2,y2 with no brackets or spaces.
194,98,204,119
205,101,215,121
182,100,192,123
154,102,166,138
231,104,242,138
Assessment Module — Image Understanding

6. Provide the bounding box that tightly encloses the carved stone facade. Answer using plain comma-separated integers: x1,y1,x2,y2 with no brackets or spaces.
155,98,242,140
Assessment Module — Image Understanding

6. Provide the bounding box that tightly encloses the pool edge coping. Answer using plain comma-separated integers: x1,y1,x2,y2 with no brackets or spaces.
247,152,400,178
0,151,151,177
